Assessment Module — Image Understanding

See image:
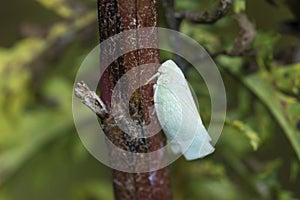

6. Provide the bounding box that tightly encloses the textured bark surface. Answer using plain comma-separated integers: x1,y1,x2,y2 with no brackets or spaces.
97,1,173,199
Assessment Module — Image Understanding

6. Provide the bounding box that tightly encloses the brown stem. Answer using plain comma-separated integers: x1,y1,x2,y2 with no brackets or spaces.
97,0,172,199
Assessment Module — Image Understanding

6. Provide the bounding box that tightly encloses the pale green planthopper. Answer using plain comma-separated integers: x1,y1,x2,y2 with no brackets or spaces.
147,60,214,160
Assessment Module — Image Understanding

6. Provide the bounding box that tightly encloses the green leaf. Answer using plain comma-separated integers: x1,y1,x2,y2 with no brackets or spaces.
272,63,300,97
253,32,281,70
36,0,74,18
219,56,300,160
226,119,261,150
233,0,246,13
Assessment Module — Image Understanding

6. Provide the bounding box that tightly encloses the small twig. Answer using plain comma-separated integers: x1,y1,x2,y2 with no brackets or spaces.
212,13,256,58
162,0,232,71
231,14,256,55
175,0,232,24
212,48,256,58
74,81,108,118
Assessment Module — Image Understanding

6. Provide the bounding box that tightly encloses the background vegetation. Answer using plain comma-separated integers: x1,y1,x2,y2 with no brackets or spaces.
0,0,299,199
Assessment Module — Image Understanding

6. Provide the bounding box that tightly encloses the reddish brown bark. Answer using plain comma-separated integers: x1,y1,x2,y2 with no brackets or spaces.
97,1,173,199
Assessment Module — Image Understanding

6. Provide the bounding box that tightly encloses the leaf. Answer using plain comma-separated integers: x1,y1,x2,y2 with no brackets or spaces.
0,9,97,186
272,63,300,98
226,119,261,150
219,56,300,160
36,0,74,18
243,74,300,159
253,32,281,70
233,0,246,14
181,21,222,53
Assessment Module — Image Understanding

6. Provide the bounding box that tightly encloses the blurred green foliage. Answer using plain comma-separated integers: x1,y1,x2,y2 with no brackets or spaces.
0,0,300,199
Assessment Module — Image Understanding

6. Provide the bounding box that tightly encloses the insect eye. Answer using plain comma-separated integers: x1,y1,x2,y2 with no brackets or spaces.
94,100,100,106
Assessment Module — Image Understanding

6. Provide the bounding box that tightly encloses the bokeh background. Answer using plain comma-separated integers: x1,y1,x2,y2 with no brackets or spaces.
0,0,300,199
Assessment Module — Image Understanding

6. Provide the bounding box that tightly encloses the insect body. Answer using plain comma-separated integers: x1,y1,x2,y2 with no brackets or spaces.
150,60,214,160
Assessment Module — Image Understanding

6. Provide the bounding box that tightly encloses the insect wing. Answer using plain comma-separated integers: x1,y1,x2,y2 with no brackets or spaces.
154,60,214,160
